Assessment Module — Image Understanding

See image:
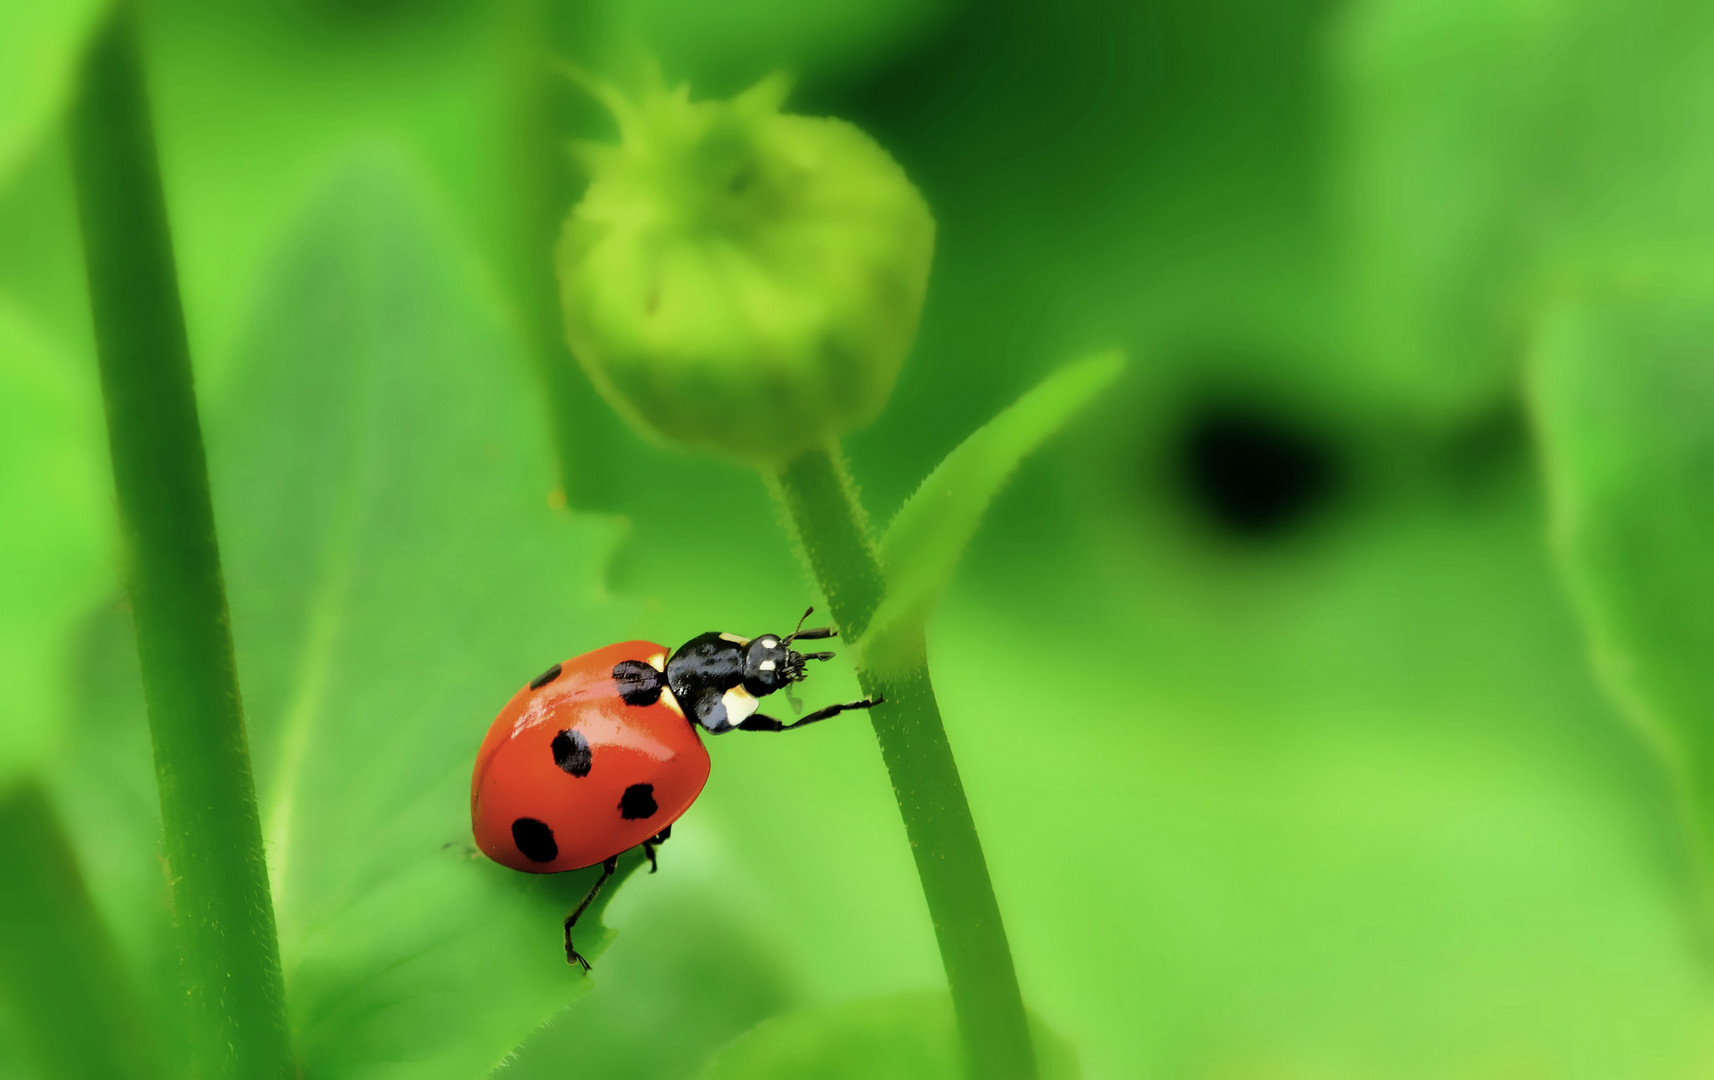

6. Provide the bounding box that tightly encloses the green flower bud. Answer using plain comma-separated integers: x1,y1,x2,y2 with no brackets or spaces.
555,73,935,466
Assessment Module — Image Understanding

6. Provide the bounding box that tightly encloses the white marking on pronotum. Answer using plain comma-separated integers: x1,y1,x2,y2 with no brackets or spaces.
658,686,684,718
758,659,776,672
760,637,777,648
640,651,677,713
722,685,760,727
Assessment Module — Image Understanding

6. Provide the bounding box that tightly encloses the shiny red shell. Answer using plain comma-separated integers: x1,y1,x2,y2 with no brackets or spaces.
471,641,711,873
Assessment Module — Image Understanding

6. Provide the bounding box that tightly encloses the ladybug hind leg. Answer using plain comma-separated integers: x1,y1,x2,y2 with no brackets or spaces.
641,825,671,874
564,855,619,971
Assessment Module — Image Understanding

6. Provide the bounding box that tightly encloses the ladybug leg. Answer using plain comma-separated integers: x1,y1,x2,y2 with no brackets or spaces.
738,694,884,732
563,855,619,971
641,825,671,873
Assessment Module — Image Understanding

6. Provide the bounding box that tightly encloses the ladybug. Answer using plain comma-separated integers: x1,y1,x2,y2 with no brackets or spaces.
470,608,879,968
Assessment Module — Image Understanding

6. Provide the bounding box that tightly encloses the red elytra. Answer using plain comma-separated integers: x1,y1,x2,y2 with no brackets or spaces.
470,641,709,874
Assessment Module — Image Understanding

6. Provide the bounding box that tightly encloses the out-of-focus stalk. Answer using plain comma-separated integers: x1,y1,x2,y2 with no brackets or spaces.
67,5,293,1077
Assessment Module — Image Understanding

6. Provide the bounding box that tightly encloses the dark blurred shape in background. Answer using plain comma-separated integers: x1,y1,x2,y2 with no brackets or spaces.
1176,399,1342,539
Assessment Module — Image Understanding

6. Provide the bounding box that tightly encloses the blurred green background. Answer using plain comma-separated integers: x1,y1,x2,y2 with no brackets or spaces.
7,0,1714,1076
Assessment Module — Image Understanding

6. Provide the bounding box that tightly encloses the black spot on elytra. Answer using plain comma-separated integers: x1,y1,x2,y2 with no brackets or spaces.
1178,404,1339,537
511,817,558,863
529,662,563,691
619,783,657,820
552,729,592,777
613,660,663,706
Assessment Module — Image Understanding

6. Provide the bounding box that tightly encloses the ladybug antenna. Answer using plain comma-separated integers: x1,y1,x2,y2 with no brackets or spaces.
783,606,837,644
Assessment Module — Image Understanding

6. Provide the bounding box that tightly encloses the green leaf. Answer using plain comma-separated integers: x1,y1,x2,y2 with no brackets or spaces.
198,154,634,1078
498,894,794,1080
1530,293,1714,843
0,297,111,785
696,991,1079,1080
0,779,159,1080
1331,0,1714,421
0,0,105,180
862,350,1124,672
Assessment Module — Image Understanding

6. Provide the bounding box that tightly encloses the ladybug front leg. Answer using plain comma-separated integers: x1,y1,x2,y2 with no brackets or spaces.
563,855,619,971
737,694,884,732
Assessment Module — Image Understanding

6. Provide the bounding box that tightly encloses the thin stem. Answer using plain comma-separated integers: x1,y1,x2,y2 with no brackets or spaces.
67,6,294,1078
0,781,161,1080
773,446,1038,1080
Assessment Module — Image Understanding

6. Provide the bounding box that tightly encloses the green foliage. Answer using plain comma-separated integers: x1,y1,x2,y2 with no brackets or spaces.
208,158,638,1078
0,0,103,180
863,350,1124,672
1331,0,1714,420
1531,293,1714,864
69,9,292,1072
11,0,1714,1076
49,154,642,1078
696,992,1079,1080
0,300,110,784
552,68,1048,1075
594,0,964,94
0,781,158,1080
498,883,795,1080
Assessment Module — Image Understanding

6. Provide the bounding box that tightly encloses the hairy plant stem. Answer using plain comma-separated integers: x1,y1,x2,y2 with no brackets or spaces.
68,5,293,1078
773,446,1037,1080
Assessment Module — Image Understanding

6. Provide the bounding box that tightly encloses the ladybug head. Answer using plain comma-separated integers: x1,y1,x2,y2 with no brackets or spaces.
741,609,837,697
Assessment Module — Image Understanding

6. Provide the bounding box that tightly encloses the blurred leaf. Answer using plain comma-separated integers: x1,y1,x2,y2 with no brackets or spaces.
0,779,159,1080
597,0,963,94
497,877,795,1080
863,350,1122,671
696,991,1078,1080
0,297,111,785
1329,0,1559,418
46,601,188,1073
0,0,105,180
196,153,634,1079
1531,293,1714,777
1331,0,1714,421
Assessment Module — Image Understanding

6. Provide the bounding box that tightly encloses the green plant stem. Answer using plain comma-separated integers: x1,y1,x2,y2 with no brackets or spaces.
0,780,160,1080
67,5,293,1078
774,447,1037,1080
